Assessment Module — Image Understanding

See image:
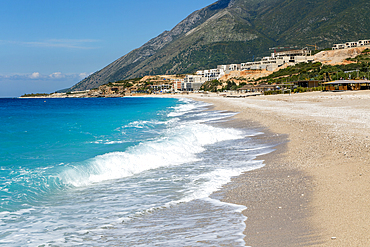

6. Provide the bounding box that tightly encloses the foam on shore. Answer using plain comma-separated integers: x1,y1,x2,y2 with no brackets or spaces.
186,91,370,246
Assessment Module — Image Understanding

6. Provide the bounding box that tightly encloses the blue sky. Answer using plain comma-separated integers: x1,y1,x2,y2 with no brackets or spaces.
0,0,215,97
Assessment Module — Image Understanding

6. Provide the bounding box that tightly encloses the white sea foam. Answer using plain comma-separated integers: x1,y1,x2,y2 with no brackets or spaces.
60,123,244,187
166,160,265,206
123,120,163,129
168,98,212,117
92,139,128,144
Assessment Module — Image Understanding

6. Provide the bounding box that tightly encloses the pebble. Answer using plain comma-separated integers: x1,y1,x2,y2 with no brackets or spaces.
331,237,337,240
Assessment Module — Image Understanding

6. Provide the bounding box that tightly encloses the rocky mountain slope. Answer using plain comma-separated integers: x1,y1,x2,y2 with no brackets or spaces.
66,0,370,92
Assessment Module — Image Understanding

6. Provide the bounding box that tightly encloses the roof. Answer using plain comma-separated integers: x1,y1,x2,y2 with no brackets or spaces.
274,83,295,86
289,80,324,84
323,80,370,85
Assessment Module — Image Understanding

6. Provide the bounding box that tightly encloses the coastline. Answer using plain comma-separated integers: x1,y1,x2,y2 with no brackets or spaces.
185,91,370,246
13,92,370,245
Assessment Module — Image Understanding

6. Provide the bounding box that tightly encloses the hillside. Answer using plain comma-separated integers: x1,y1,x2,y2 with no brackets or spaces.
314,47,367,65
66,0,370,92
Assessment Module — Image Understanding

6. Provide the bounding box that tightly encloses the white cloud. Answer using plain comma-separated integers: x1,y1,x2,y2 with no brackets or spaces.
49,72,65,79
29,72,41,79
0,72,93,81
79,72,92,79
0,39,100,49
24,39,100,49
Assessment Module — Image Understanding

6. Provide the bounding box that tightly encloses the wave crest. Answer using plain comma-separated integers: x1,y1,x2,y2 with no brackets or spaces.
60,124,244,187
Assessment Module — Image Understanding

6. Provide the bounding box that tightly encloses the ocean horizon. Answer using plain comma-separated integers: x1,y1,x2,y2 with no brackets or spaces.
0,97,273,246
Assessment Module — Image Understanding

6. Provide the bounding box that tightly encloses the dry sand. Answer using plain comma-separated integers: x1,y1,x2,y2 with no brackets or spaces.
185,91,370,246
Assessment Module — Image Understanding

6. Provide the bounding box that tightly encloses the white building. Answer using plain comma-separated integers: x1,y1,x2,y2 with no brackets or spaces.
171,79,184,92
182,47,314,91
332,39,370,50
217,64,241,74
358,40,370,46
196,68,225,81
179,68,227,91
228,64,241,72
241,49,313,71
183,75,206,91
150,84,171,92
332,43,346,50
346,41,359,48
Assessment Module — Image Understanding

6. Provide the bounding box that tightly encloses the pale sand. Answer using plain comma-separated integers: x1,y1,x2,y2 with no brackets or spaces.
183,91,370,246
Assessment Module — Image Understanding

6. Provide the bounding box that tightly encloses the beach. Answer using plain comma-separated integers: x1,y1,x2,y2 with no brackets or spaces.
185,91,370,246
2,93,369,245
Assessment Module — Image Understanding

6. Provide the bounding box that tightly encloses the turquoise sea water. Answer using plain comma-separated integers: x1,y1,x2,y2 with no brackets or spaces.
0,97,273,246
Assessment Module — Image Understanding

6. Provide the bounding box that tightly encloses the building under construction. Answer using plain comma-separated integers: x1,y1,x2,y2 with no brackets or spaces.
241,48,313,71
332,39,370,50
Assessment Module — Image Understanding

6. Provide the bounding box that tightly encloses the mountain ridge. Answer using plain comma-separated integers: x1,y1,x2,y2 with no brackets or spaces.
65,0,370,92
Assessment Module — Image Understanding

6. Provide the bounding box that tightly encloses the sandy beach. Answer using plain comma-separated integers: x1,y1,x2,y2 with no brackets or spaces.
185,91,370,246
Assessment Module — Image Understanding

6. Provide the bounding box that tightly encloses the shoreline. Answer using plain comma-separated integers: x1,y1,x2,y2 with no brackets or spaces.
186,91,370,246
13,92,370,245
210,116,319,246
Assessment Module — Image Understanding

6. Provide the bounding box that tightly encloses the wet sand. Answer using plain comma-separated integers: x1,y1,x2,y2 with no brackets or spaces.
186,91,370,246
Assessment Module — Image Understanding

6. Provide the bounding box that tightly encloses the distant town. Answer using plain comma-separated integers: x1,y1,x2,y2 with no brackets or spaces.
22,39,370,98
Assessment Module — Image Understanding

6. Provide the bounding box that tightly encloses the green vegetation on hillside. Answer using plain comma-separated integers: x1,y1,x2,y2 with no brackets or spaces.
346,49,370,63
199,56,370,93
106,78,141,88
200,79,249,92
311,48,332,56
21,93,50,97
253,0,370,48
68,0,370,92
151,39,274,75
200,79,223,92
257,60,370,84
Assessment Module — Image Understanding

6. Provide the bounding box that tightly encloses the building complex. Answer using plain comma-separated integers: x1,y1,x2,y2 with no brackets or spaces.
175,48,314,92
332,39,370,50
241,48,313,71
166,39,370,92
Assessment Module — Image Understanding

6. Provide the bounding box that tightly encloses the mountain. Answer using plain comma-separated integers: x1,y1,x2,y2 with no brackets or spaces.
66,0,370,92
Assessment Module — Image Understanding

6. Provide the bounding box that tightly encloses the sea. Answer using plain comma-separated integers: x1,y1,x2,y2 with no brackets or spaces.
0,97,274,246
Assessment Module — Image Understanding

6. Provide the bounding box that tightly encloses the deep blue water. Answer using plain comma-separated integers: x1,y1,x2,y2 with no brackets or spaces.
0,97,272,246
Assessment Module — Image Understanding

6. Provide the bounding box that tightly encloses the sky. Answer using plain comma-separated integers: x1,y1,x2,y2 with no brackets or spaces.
0,0,216,97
